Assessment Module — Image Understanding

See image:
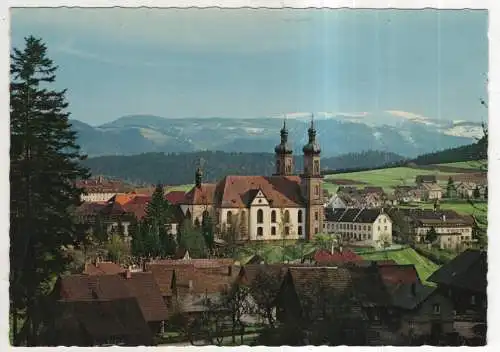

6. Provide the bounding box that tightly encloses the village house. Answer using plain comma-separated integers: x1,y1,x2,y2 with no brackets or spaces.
76,176,132,203
428,249,487,345
395,208,475,249
49,269,170,345
415,175,437,185
177,119,324,241
420,183,443,201
324,208,393,248
454,182,487,199
393,186,424,203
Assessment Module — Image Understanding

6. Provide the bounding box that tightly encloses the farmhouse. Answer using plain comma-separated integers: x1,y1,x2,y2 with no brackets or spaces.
419,183,443,201
394,208,475,249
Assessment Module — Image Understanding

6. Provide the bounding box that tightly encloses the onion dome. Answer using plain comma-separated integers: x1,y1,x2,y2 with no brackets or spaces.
302,117,321,155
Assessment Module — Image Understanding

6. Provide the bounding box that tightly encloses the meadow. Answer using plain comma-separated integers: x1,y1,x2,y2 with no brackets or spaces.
323,167,458,192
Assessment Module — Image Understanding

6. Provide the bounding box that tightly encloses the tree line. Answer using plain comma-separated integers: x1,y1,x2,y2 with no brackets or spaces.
80,150,405,186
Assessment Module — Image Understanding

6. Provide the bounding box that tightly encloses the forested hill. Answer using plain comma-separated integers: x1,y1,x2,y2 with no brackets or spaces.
81,150,404,185
409,134,487,166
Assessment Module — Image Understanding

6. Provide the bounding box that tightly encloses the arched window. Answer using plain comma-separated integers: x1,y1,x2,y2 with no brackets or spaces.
257,209,264,224
226,211,233,224
284,210,290,223
298,210,303,223
257,227,263,236
314,160,320,174
271,210,277,223
298,226,303,236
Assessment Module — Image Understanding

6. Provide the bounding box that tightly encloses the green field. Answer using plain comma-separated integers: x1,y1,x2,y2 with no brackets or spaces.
360,247,440,285
324,167,457,191
437,160,487,170
167,184,193,192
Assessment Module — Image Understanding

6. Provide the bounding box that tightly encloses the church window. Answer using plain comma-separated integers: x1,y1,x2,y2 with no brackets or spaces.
314,160,320,174
285,226,290,235
257,227,263,237
298,210,303,223
226,211,233,224
271,226,276,235
314,212,319,221
257,209,264,224
284,210,290,223
298,226,303,235
271,210,277,223
314,185,319,196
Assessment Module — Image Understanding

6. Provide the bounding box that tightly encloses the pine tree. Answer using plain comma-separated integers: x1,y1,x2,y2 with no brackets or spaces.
179,219,206,258
10,36,89,345
446,177,455,198
201,212,215,252
473,186,481,199
130,217,144,258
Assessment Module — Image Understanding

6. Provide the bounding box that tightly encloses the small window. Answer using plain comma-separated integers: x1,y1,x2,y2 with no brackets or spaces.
433,304,441,314
271,226,276,236
257,227,263,236
384,226,387,231
298,210,303,223
227,211,233,223
257,209,264,224
378,226,381,231
285,226,290,235
314,227,318,234
298,226,303,236
284,210,290,223
271,210,276,223
315,212,319,221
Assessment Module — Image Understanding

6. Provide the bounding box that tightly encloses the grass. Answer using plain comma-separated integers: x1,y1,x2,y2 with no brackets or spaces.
360,247,440,285
437,160,487,170
167,184,194,192
324,167,457,191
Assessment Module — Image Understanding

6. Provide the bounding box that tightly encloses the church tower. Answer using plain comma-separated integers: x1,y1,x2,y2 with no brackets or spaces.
274,117,294,176
301,116,323,240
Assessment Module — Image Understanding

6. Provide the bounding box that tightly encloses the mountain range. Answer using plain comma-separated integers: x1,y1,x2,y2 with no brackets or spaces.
70,111,483,158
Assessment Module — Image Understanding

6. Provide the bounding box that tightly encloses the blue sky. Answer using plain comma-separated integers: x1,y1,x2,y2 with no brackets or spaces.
10,8,488,126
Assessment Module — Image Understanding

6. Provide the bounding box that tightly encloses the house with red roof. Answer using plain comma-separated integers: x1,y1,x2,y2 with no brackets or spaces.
177,118,325,241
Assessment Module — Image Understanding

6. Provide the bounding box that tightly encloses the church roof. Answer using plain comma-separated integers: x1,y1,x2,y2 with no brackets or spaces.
216,175,304,208
184,183,217,205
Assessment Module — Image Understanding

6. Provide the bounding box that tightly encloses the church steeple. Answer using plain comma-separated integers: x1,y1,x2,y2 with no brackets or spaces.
274,115,294,176
301,113,323,241
302,115,321,155
195,167,203,188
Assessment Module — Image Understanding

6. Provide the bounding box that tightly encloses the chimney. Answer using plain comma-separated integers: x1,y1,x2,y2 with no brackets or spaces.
125,269,132,279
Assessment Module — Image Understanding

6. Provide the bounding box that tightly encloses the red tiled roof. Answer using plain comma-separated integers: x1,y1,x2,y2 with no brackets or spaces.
378,264,419,285
184,183,217,205
313,249,363,264
165,191,187,205
216,175,304,208
83,262,125,276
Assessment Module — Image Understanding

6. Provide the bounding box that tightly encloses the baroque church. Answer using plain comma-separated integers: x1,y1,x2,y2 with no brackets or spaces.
178,118,324,241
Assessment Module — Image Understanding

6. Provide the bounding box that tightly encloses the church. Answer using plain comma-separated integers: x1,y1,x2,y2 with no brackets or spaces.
178,118,324,242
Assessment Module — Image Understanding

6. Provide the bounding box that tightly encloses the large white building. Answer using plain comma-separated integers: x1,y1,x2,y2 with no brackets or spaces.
324,208,393,248
178,118,324,241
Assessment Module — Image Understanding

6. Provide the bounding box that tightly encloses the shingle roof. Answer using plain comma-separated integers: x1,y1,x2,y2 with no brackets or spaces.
416,175,437,183
397,208,475,227
325,208,383,223
165,191,187,205
83,262,125,276
184,183,217,205
58,272,169,323
428,249,487,293
121,272,169,322
55,298,152,346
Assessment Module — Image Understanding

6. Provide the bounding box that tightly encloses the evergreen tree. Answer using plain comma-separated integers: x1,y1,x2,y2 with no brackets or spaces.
159,226,177,257
179,219,207,258
145,183,169,225
92,214,107,243
425,227,438,244
201,212,215,252
446,177,455,198
473,186,481,199
130,217,144,258
10,36,89,345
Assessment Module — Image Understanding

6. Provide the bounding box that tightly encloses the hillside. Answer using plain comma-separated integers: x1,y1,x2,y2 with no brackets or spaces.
81,150,405,186
70,114,476,158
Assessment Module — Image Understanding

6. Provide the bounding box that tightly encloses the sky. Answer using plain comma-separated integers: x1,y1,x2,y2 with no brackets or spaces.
10,8,488,126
